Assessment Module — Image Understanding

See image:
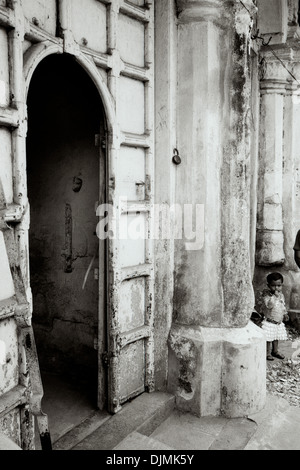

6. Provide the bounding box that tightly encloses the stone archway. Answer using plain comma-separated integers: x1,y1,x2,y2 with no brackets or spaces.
25,50,110,443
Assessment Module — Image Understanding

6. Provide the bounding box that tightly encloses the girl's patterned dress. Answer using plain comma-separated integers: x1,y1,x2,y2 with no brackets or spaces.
260,290,288,341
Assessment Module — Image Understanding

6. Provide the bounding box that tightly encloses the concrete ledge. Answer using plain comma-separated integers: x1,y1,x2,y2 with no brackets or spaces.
168,321,266,418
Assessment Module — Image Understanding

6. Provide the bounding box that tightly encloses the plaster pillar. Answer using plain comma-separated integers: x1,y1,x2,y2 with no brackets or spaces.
283,81,298,271
256,53,288,266
168,0,266,417
281,80,300,317
282,57,300,279
253,45,300,329
154,0,177,389
253,48,297,314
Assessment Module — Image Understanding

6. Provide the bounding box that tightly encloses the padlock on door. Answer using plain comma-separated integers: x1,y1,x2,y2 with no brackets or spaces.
172,148,181,165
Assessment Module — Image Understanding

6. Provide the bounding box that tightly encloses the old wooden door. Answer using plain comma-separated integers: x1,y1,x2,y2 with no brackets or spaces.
102,0,155,413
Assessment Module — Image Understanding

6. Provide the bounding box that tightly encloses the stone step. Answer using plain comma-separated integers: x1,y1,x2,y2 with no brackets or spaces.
113,431,174,450
68,392,175,450
53,410,111,450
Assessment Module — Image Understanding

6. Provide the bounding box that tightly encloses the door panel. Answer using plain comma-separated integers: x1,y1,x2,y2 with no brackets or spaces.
119,13,145,67
119,77,145,134
119,341,145,403
0,317,19,394
119,147,146,201
119,277,146,332
97,0,155,413
119,212,147,267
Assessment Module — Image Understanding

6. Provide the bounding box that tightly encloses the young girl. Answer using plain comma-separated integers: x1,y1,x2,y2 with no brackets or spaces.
260,272,289,361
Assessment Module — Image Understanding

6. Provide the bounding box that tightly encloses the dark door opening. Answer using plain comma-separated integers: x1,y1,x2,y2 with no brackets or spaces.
26,53,107,444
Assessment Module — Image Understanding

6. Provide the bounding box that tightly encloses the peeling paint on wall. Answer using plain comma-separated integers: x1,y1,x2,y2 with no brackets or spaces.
168,328,198,399
0,408,21,447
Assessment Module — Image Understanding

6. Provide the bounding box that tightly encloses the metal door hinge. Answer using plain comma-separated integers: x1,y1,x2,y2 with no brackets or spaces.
145,174,151,194
102,351,110,368
109,176,115,190
95,134,106,149
95,134,100,147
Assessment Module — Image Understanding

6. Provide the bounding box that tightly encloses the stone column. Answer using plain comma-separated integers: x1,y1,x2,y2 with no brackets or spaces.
255,52,287,267
168,0,266,417
281,56,300,321
283,80,298,271
253,47,298,315
172,0,224,328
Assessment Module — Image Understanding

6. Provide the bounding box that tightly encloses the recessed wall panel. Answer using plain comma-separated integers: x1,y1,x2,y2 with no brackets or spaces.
0,318,19,395
0,128,13,204
119,278,145,333
71,0,107,52
119,147,146,201
22,0,57,35
119,212,146,267
119,77,145,134
118,14,145,67
119,341,145,402
0,28,10,107
0,408,21,447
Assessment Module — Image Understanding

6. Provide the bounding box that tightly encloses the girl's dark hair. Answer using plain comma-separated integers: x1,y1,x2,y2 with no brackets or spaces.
267,272,283,284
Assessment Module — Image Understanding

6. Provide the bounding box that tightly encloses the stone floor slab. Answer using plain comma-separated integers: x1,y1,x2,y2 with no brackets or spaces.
113,432,174,450
209,417,257,450
150,410,228,450
245,398,300,450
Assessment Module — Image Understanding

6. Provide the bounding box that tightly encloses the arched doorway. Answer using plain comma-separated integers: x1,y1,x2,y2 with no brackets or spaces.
26,53,107,444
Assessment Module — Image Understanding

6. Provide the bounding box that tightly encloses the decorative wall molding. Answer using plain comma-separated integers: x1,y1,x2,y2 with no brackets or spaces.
175,0,257,25
175,0,229,25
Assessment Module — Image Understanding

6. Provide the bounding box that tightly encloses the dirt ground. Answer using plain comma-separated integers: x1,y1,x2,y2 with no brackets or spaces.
266,324,300,408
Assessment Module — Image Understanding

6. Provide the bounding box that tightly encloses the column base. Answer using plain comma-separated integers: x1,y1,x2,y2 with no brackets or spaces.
167,321,266,418
256,230,285,266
